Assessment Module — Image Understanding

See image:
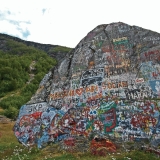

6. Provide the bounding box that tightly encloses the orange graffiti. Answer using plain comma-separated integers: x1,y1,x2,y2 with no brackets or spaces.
49,85,100,100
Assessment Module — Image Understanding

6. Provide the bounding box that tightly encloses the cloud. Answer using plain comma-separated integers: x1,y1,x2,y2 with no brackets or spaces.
0,18,31,39
22,30,30,38
42,8,46,15
0,9,11,20
0,20,22,38
16,26,30,39
0,6,31,40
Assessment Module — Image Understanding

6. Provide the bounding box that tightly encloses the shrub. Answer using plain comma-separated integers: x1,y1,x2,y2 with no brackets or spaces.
4,106,18,119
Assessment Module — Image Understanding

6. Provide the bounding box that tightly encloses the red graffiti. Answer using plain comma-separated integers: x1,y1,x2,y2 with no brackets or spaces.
152,72,159,78
90,137,116,156
20,112,42,126
64,137,76,147
131,113,157,128
144,50,160,57
101,108,117,133
144,50,160,62
139,101,154,114
31,112,42,119
75,88,83,96
135,78,144,83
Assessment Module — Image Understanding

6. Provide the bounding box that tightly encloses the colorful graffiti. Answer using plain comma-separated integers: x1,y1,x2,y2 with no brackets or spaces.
14,22,160,151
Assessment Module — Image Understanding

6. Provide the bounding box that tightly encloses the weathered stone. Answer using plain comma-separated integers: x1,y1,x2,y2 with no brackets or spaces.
14,22,160,149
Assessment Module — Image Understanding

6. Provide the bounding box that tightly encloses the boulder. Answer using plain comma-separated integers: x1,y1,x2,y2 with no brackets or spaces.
14,22,160,149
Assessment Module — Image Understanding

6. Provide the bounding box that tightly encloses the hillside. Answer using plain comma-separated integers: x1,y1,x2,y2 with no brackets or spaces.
0,33,72,63
0,34,72,119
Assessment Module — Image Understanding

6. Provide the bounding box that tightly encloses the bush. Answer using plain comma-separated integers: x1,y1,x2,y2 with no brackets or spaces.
4,106,18,119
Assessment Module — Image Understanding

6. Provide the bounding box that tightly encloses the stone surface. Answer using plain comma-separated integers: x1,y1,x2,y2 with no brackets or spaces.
14,22,160,149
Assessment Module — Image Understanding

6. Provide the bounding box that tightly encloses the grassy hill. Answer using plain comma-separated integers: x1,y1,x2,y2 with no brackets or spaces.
0,35,72,119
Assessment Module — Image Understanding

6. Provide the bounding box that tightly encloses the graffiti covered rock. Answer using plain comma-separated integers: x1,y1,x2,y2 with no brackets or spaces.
14,22,160,149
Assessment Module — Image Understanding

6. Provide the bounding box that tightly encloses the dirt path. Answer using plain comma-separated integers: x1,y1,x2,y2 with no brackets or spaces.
27,61,36,84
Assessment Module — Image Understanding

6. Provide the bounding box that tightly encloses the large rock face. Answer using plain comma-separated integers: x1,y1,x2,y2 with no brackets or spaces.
14,22,160,148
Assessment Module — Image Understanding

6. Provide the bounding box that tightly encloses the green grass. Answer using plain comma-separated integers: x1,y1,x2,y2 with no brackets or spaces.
49,46,72,53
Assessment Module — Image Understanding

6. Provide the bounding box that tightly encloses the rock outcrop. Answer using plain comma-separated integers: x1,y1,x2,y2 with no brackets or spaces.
14,22,160,149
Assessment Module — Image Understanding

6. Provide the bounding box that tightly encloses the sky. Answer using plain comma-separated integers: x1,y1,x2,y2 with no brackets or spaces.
0,0,160,48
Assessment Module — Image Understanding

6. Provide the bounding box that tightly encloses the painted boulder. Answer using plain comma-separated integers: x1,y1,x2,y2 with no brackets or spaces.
14,22,160,149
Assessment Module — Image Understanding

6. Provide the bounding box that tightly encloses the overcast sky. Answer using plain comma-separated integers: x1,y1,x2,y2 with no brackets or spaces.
0,0,160,48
